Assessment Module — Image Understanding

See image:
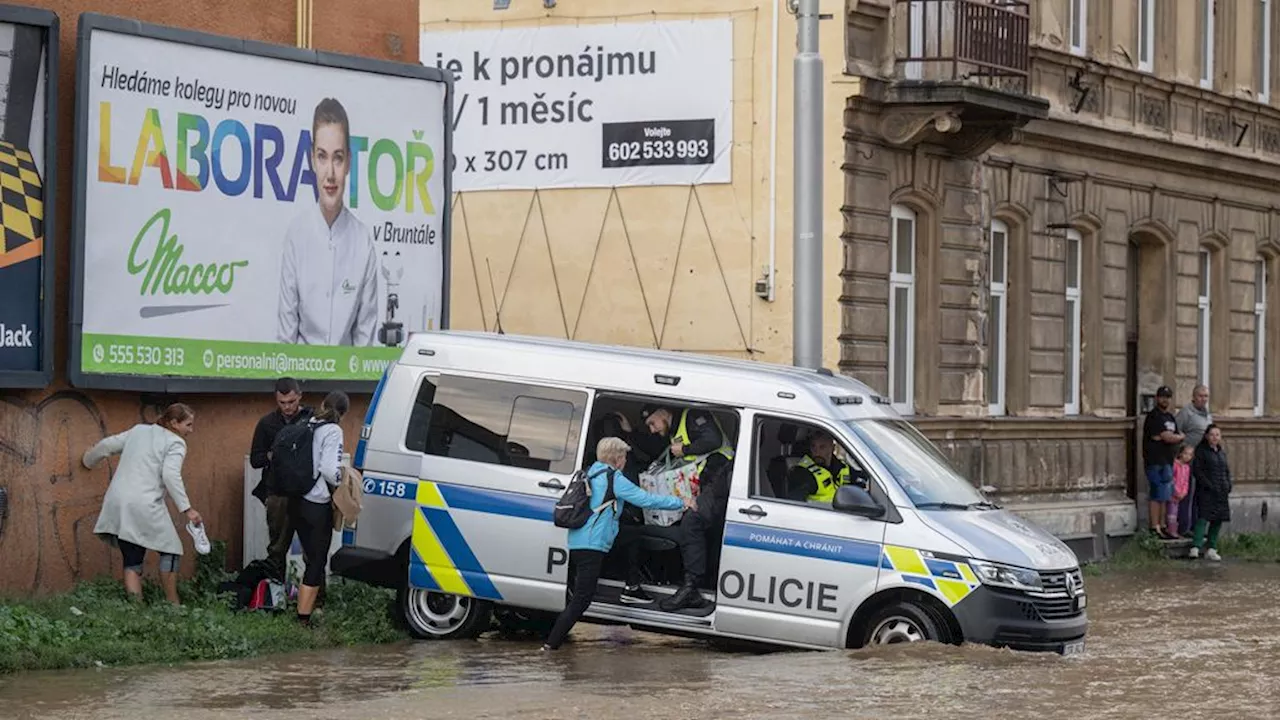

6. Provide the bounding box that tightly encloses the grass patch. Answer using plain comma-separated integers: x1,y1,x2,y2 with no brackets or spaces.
0,542,407,674
1083,531,1280,576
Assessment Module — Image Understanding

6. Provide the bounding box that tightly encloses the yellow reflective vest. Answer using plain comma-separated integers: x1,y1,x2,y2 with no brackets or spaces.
672,409,735,467
799,455,851,503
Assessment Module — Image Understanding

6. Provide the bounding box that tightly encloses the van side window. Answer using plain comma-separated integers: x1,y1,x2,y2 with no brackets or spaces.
403,375,438,452
752,415,871,506
424,375,586,474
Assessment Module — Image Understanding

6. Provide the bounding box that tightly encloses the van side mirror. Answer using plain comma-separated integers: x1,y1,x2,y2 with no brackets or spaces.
832,484,885,519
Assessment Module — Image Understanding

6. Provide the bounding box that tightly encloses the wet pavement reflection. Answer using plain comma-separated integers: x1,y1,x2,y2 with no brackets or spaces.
4,563,1280,719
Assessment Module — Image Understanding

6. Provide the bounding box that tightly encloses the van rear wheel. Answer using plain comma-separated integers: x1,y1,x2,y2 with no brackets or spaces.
398,586,493,640
862,600,942,647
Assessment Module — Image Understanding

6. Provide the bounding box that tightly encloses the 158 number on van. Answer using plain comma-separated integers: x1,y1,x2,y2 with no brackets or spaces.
363,478,411,499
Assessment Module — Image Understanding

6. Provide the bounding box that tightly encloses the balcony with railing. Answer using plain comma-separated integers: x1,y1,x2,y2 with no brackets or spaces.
860,0,1048,156
896,0,1032,93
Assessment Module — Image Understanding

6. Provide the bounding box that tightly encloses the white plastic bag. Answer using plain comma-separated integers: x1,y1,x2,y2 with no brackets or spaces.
638,454,700,527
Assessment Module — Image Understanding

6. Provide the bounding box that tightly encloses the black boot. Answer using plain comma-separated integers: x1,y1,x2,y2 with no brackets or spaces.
660,576,707,611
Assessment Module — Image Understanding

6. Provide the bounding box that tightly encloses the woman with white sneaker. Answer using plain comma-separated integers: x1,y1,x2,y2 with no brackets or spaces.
83,403,205,604
1189,424,1232,561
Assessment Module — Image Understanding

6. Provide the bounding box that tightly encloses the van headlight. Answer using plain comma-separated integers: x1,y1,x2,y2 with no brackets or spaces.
968,560,1043,592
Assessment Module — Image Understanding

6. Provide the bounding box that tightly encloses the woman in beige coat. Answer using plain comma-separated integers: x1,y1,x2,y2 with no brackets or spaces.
84,403,203,604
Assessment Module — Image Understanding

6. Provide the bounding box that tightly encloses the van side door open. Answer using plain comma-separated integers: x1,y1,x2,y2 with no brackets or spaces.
714,412,888,648
407,374,591,613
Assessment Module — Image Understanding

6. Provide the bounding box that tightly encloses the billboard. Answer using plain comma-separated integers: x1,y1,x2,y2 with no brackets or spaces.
422,19,733,192
0,6,56,388
70,14,452,392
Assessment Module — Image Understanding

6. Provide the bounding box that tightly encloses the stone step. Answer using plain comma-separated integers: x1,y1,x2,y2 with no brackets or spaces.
1160,537,1194,559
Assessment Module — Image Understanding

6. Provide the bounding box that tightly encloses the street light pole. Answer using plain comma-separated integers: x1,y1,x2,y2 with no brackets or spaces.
792,0,823,369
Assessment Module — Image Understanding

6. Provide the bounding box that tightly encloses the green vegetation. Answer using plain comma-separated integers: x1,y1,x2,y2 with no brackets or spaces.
1083,531,1280,576
0,542,407,674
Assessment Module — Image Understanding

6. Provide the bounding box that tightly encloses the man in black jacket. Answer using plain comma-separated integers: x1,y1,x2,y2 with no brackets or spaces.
641,405,735,611
250,377,313,578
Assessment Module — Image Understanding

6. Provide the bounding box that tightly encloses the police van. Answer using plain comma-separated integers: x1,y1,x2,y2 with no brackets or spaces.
332,331,1087,655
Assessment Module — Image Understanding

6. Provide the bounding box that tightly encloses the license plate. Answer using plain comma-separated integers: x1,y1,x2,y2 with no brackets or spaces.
1061,640,1085,657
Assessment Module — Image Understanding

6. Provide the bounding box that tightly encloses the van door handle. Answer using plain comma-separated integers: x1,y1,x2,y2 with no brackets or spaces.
738,505,767,519
539,479,565,491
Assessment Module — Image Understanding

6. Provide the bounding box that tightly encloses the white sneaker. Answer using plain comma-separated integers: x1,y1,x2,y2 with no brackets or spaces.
186,521,211,555
1205,549,1222,562
1188,547,1200,559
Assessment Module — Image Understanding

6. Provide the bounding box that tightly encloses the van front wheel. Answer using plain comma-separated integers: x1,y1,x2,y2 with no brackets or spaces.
862,600,942,647
398,586,493,640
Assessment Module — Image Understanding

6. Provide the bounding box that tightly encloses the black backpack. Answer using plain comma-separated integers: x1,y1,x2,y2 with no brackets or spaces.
553,468,617,529
271,421,329,497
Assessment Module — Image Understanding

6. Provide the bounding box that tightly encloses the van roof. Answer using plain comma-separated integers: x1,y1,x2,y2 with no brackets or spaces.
399,331,899,420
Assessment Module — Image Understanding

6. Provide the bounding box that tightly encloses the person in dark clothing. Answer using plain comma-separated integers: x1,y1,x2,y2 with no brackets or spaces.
786,431,860,504
640,406,735,612
1142,385,1183,538
1189,424,1231,561
249,377,313,578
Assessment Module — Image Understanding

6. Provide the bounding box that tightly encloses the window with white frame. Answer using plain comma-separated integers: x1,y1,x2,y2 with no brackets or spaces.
1138,0,1155,72
1259,0,1273,102
988,221,1009,415
1256,259,1268,416
1198,249,1212,386
1065,230,1083,416
1070,0,1088,55
1201,0,1215,89
906,0,925,80
889,205,917,414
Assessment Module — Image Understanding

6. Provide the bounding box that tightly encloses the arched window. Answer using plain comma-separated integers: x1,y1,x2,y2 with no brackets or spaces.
1256,258,1269,416
889,204,917,413
988,219,1009,415
1065,229,1083,415
1198,249,1212,386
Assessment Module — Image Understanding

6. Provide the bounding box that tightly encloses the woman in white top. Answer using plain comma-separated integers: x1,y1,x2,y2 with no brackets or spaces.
83,403,203,605
293,390,348,625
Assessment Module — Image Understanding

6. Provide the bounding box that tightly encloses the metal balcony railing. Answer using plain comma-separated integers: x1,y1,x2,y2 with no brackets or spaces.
895,0,1031,94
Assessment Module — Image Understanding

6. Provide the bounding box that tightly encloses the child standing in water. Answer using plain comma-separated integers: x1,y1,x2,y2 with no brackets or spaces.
1167,444,1193,538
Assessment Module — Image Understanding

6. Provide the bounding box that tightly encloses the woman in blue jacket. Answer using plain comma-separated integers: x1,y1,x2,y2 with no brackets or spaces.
543,436,693,651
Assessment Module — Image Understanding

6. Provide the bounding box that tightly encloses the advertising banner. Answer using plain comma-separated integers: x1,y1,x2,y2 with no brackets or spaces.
72,16,451,388
0,8,56,387
422,19,733,192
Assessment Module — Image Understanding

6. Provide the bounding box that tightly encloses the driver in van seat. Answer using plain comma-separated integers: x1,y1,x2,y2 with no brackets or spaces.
641,405,735,611
787,431,860,504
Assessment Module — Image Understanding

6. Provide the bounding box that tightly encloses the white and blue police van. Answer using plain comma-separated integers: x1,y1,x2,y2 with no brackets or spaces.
331,331,1087,655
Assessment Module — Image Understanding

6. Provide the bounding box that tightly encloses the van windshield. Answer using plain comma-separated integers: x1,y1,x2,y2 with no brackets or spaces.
844,419,988,508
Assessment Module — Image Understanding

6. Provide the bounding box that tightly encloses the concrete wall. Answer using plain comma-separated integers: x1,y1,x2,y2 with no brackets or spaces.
421,0,851,368
0,0,418,596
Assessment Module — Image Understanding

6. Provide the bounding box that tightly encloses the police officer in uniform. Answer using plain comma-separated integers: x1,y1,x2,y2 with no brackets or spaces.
640,405,735,611
786,431,859,504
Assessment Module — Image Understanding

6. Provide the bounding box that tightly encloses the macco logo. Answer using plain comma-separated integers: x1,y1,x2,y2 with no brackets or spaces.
127,208,249,296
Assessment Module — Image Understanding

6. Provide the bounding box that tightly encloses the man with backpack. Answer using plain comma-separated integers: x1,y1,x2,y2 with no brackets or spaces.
249,377,313,579
544,436,693,651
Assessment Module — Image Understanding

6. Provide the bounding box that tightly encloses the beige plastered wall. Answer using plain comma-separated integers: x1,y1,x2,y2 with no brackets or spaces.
422,0,855,368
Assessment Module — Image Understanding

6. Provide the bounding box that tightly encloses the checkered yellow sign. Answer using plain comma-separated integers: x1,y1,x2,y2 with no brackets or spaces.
0,139,43,256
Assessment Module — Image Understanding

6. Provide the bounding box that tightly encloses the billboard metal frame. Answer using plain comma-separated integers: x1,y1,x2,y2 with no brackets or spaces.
68,12,453,394
0,4,58,389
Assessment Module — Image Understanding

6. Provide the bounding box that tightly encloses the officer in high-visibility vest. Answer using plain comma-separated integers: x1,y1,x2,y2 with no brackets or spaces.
641,405,735,611
786,432,855,504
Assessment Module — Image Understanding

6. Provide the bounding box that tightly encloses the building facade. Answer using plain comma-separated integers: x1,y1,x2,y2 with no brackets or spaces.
844,0,1280,548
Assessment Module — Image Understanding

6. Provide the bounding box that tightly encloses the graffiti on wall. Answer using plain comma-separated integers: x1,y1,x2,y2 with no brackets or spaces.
0,390,113,595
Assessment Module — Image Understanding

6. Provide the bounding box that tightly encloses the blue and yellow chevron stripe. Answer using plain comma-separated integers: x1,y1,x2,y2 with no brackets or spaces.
881,545,980,606
408,481,504,600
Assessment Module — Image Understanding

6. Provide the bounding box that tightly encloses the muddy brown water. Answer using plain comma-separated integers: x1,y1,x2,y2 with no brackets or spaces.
3,563,1279,719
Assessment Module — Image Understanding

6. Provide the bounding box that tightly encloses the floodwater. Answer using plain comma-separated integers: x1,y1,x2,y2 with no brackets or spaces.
3,563,1280,720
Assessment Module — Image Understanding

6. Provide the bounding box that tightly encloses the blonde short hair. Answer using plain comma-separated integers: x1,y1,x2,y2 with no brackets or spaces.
596,436,631,466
